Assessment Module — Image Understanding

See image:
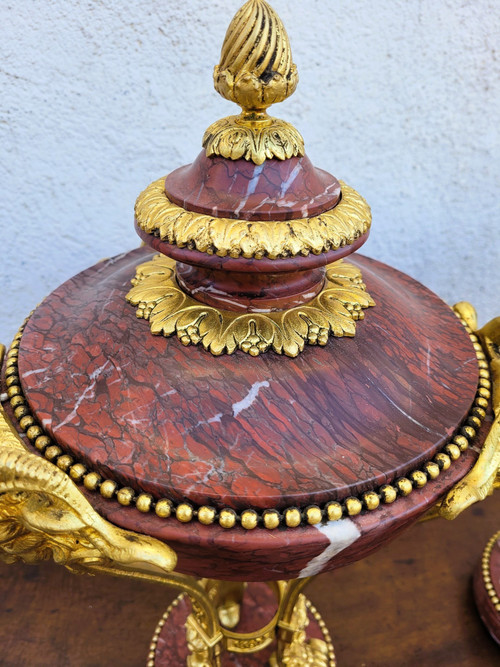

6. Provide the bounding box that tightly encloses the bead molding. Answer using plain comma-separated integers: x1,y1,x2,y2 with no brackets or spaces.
481,530,500,613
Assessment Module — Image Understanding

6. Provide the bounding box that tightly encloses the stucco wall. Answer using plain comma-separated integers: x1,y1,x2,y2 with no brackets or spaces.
1,0,499,344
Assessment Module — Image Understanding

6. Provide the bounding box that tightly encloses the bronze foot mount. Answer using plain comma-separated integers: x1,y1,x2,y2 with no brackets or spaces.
147,579,335,666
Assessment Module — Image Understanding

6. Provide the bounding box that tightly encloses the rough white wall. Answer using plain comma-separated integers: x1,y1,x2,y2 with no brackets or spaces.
1,0,499,345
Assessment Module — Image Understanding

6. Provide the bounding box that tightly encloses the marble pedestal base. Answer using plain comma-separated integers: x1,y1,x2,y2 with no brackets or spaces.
149,582,335,666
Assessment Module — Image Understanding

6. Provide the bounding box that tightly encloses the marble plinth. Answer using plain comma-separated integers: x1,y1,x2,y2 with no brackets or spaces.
150,583,334,666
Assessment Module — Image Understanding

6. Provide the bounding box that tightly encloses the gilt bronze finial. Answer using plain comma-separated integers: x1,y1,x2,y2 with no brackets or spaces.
203,0,305,165
214,0,298,114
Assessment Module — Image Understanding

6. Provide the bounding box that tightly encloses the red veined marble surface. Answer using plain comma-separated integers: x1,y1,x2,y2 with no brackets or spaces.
17,247,478,515
164,152,341,222
175,261,326,312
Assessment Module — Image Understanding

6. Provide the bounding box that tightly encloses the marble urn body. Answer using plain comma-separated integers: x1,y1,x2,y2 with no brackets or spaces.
1,2,499,665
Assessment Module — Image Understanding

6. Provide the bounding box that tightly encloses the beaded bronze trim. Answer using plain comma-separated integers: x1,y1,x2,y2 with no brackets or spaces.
147,594,185,667
481,530,500,613
304,598,336,667
3,316,490,531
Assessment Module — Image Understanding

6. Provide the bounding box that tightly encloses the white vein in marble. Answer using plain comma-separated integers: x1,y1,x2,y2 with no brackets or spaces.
299,519,361,578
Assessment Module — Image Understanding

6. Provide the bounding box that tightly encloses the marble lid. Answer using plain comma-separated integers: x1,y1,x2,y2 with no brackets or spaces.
16,248,479,515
